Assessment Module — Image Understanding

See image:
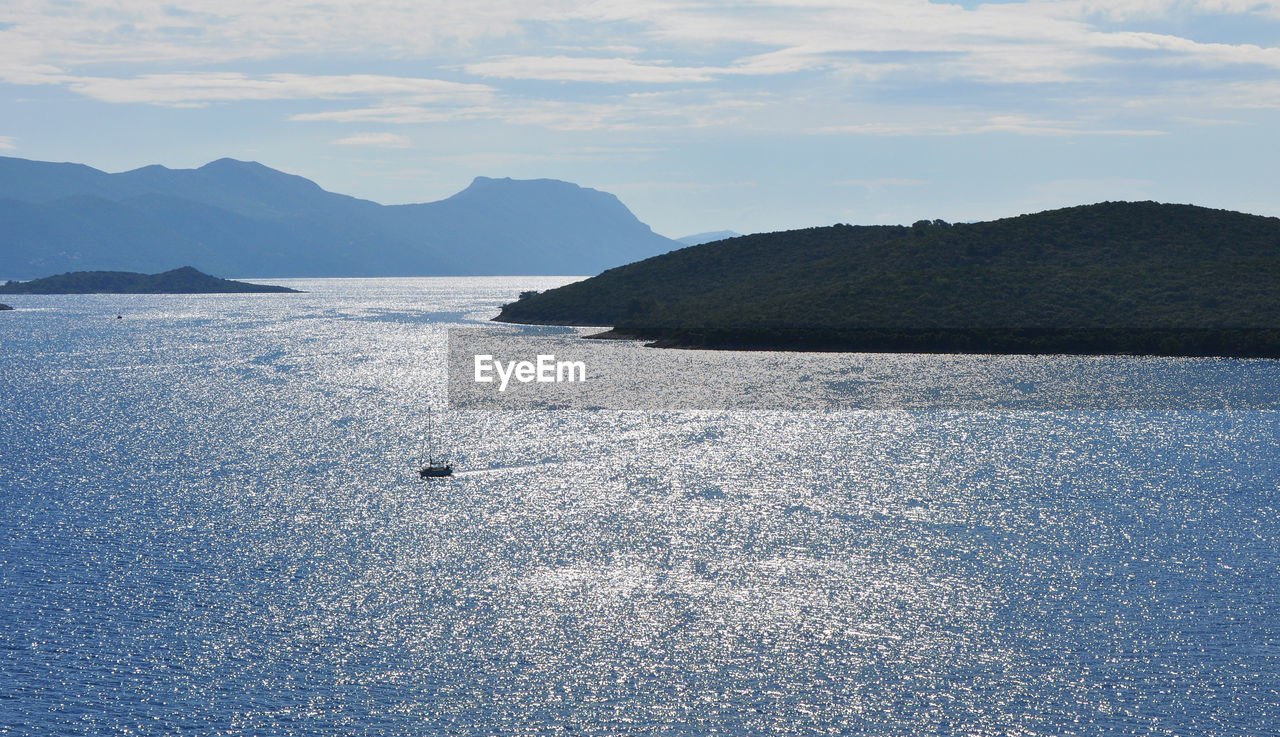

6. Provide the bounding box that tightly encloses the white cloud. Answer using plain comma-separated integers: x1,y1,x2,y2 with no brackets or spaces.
2,0,1279,137
5,0,1278,88
1128,79,1280,111
0,135,15,150
817,115,1168,137
60,73,494,107
1044,0,1280,22
466,56,718,83
0,1,575,68
293,92,766,132
292,105,494,124
329,132,413,148
463,50,844,84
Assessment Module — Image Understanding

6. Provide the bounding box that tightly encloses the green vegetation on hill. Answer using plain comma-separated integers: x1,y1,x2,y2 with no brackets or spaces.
0,266,301,294
495,201,1280,356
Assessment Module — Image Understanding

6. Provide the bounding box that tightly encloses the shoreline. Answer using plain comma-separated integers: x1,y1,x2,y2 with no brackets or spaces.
501,319,1280,358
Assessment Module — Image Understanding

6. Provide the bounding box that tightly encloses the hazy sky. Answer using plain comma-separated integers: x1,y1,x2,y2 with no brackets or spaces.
2,0,1279,237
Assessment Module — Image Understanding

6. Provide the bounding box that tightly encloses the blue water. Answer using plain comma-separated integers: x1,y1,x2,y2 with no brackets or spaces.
1,278,1278,735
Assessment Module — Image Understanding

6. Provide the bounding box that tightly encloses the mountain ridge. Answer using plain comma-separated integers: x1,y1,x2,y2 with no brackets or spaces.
677,230,742,246
0,156,678,279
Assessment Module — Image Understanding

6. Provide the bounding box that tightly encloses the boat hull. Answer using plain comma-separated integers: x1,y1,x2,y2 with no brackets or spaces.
419,465,453,478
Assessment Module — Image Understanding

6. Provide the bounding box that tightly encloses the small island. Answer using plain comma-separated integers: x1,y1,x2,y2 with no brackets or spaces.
496,201,1280,358
0,266,301,294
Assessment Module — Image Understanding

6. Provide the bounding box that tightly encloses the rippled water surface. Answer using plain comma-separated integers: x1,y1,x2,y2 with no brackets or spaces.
2,278,1278,735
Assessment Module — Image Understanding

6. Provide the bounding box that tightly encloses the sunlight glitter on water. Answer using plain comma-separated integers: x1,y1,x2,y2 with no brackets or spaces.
1,278,1278,735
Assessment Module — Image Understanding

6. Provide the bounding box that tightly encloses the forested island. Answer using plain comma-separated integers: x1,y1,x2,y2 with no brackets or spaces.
496,201,1280,357
0,266,300,294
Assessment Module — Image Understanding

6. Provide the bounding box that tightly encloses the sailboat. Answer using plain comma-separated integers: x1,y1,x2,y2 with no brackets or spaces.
418,406,453,478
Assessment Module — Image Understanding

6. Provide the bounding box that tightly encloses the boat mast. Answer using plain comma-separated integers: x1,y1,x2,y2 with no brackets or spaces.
428,405,436,465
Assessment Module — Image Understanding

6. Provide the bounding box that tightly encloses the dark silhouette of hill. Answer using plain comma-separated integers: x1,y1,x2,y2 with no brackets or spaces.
0,157,677,279
0,266,300,294
496,202,1280,357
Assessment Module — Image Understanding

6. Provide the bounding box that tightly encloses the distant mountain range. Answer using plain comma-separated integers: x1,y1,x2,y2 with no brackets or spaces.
497,201,1280,357
676,230,742,246
0,156,679,279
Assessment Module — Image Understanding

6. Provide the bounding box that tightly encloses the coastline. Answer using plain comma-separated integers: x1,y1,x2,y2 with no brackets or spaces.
514,320,1280,358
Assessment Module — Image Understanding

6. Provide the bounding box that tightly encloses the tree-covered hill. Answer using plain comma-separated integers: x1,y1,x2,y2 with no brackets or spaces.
495,202,1280,356
0,266,300,294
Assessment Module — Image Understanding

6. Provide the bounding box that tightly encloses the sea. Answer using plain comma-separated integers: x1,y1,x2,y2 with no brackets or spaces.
1,277,1277,736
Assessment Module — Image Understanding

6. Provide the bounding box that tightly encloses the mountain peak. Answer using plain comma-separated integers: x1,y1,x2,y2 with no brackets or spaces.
464,175,582,191
161,265,204,276
444,175,642,228
200,157,263,170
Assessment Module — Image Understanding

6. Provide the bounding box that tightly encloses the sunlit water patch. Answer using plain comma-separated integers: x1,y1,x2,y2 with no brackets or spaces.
1,278,1277,735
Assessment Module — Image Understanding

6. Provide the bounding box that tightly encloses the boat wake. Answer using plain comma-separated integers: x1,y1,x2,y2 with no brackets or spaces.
453,463,586,481
451,463,555,478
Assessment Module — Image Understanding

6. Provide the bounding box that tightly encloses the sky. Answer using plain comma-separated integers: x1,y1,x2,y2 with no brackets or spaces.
1,0,1279,238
